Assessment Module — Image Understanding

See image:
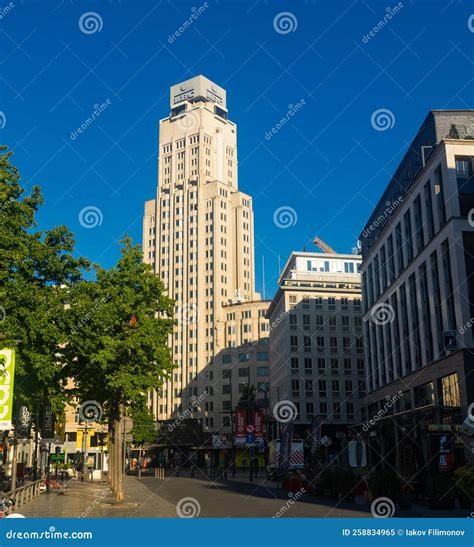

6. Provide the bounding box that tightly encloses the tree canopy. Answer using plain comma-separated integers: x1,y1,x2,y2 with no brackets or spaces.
62,236,175,422
1,145,175,428
0,146,89,411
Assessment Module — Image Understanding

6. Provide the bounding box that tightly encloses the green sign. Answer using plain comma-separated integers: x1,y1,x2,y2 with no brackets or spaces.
0,349,15,430
50,453,65,463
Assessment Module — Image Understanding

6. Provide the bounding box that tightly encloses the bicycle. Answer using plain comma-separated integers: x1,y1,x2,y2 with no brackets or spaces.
43,479,67,494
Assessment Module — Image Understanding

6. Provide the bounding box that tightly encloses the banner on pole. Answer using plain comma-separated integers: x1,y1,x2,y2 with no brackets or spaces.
235,409,246,438
0,349,15,430
41,404,56,441
17,405,31,439
254,409,264,437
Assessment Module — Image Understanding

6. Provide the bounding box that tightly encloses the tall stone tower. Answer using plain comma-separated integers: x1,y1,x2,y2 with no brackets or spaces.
143,75,260,425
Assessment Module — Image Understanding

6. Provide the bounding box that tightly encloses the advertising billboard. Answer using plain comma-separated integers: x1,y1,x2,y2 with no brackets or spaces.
0,349,15,430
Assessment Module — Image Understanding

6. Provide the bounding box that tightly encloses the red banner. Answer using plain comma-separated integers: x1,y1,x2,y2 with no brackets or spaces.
254,410,264,437
235,409,246,438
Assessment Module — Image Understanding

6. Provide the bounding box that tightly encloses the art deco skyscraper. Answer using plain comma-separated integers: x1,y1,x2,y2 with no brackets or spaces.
143,76,262,425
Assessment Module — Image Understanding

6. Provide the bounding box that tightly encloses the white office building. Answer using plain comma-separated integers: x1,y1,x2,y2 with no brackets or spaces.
267,251,365,438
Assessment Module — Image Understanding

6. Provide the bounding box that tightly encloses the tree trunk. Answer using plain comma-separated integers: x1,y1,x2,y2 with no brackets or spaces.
10,436,17,495
108,427,114,491
115,407,124,503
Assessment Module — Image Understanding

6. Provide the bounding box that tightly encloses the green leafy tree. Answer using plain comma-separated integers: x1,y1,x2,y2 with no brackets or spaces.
237,384,256,410
63,236,174,499
0,146,88,412
130,403,157,446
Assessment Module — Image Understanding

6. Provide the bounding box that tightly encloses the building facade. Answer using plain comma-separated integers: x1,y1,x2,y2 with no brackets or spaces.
267,252,365,440
359,110,474,474
143,76,264,438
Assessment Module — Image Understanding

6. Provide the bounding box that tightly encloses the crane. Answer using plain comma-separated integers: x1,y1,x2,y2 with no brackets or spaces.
313,236,337,254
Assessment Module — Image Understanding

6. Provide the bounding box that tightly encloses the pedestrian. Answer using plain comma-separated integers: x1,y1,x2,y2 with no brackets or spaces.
16,463,24,486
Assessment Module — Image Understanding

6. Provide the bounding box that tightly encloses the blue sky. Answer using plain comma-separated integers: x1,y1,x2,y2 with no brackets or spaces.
1,0,473,296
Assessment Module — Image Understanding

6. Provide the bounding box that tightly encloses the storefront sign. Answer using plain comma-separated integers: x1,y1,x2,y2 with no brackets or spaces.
428,424,452,432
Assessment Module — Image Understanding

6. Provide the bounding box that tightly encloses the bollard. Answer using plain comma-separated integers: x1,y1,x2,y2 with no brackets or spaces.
138,467,142,480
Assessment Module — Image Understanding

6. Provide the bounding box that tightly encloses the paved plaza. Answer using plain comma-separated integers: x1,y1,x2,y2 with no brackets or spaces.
18,475,370,518
17,473,470,519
